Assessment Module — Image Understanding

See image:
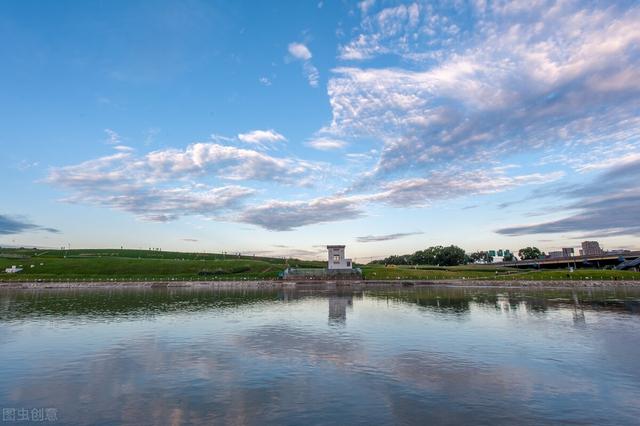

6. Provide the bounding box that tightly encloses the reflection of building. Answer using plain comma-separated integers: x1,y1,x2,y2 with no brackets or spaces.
572,292,586,327
580,241,603,256
327,245,352,269
328,295,353,325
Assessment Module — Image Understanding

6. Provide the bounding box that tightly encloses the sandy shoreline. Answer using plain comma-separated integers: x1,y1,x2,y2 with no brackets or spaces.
1,279,639,289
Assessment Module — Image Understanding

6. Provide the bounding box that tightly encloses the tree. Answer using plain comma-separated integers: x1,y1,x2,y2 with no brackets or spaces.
518,247,543,260
469,251,493,263
435,245,467,266
384,254,409,265
410,247,440,265
408,250,428,265
377,245,466,266
502,252,515,262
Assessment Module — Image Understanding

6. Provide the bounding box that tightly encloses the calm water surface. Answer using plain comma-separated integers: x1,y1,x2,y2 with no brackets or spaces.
1,286,639,425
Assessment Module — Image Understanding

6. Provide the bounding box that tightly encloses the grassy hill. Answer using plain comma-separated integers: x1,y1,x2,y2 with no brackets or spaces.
0,247,324,281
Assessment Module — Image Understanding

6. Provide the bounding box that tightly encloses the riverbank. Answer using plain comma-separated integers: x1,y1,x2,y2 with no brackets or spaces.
1,279,639,289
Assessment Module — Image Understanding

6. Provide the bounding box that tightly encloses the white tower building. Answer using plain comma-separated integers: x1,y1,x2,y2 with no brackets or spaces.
326,245,352,270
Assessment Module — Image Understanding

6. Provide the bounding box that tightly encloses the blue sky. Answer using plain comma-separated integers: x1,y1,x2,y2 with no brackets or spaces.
1,0,639,260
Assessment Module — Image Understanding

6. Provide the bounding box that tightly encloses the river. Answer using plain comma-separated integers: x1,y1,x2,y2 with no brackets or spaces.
1,286,639,425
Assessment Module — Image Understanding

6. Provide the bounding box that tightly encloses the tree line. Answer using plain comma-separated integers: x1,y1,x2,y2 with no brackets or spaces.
370,246,545,266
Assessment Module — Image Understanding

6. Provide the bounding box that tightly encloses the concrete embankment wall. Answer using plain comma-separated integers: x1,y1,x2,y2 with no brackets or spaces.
1,279,639,289
0,281,295,290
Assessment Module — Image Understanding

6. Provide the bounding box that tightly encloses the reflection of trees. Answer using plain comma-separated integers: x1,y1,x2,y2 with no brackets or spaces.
495,295,549,315
365,287,640,316
0,288,283,321
1,287,638,323
367,288,473,314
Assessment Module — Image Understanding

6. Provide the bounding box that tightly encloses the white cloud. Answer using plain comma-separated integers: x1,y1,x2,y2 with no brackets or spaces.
359,0,376,15
104,129,121,145
259,76,272,86
306,137,347,151
47,136,565,230
142,142,314,183
143,128,160,146
237,129,286,145
41,2,640,237
63,183,256,223
17,160,40,171
239,195,367,231
303,62,319,87
287,42,320,87
497,159,640,237
339,2,436,61
288,42,312,61
46,138,322,223
370,169,565,207
356,231,423,243
327,1,640,183
573,153,640,174
239,167,564,231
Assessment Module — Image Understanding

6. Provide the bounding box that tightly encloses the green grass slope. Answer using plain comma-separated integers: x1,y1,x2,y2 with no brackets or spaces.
361,264,640,281
0,247,325,281
1,248,639,282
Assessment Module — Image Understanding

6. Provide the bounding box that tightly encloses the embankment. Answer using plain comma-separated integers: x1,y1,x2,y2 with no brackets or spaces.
1,279,639,289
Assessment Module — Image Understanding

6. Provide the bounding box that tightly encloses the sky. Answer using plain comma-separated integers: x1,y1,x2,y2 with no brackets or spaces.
1,0,639,261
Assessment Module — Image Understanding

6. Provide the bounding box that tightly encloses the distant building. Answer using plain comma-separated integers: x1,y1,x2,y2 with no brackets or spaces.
607,249,631,255
581,241,603,256
4,265,23,273
327,245,352,270
487,249,512,263
548,248,575,259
